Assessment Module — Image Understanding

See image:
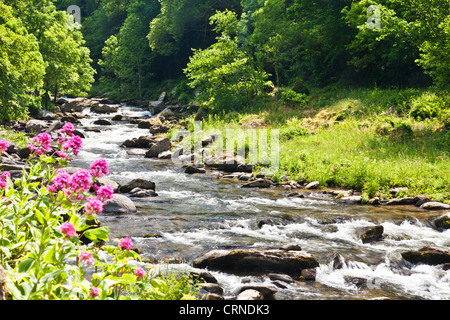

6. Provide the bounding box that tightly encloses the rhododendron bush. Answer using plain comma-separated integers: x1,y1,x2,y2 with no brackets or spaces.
0,124,194,300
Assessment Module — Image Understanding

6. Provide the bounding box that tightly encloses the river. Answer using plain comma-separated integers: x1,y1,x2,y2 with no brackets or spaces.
69,102,450,300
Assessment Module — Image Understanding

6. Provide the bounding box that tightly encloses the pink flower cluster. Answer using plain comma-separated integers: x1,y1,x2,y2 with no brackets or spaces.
56,123,83,160
47,159,113,216
0,172,10,189
118,237,133,251
60,222,77,239
28,133,52,156
90,158,110,177
0,140,9,155
79,251,94,266
134,268,145,280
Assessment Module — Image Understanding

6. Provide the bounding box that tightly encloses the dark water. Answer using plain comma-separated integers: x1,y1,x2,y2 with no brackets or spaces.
69,103,450,300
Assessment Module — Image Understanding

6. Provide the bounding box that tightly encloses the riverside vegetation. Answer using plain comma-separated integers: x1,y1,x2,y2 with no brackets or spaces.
0,125,199,300
0,0,449,300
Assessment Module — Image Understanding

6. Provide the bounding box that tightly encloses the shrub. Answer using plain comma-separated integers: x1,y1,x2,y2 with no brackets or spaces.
0,125,198,300
280,89,309,107
410,92,446,120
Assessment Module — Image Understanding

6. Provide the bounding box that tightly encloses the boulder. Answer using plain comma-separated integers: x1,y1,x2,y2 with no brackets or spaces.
434,213,450,230
267,273,294,284
385,197,416,205
241,179,271,188
127,149,147,156
25,119,47,133
197,283,223,295
336,196,362,204
305,181,320,189
148,92,166,115
300,268,317,281
149,124,170,134
193,249,319,277
184,164,206,174
129,188,158,198
235,289,264,301
401,246,450,265
358,225,384,243
93,119,112,126
93,176,120,192
237,285,277,299
420,202,450,210
90,104,119,114
119,178,156,193
103,194,137,214
205,153,254,173
144,137,171,158
60,102,84,113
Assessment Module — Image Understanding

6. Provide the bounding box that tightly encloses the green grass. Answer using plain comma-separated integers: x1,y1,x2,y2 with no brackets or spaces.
176,86,450,203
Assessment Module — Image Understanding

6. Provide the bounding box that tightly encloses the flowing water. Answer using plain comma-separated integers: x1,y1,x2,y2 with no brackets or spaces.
69,103,450,300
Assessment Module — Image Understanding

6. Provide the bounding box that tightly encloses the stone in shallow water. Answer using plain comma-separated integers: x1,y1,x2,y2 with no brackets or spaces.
193,248,319,277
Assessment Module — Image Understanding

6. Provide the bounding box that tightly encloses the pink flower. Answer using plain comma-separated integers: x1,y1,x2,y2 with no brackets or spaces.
84,197,103,215
60,222,77,239
60,122,75,136
29,133,52,155
56,150,71,161
118,237,133,251
90,286,99,297
0,172,10,189
96,185,114,202
48,169,71,193
134,268,145,279
70,169,92,194
79,251,94,265
63,135,82,156
0,140,9,155
90,158,109,178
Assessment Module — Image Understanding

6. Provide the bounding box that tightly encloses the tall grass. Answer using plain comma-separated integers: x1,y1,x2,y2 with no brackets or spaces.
183,87,449,203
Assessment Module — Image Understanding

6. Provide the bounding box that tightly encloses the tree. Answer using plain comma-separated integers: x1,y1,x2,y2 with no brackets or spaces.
98,0,159,98
184,10,270,111
4,0,95,109
0,0,45,121
343,0,449,86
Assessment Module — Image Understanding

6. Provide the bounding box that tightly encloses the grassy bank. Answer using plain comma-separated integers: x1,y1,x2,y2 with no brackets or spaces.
178,86,450,203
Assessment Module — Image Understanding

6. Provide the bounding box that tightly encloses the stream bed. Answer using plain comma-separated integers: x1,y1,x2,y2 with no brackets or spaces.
69,103,450,300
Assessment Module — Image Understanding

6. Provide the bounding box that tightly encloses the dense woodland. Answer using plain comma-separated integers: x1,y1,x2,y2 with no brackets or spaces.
1,0,449,119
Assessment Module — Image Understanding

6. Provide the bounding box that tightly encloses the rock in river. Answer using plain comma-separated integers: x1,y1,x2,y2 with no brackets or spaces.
103,194,137,213
401,246,450,265
193,248,319,277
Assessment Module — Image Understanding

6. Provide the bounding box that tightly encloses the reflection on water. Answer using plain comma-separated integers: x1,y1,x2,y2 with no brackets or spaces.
68,103,450,300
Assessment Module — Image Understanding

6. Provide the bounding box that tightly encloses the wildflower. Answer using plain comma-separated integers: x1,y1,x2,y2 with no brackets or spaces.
84,197,103,215
0,140,9,155
96,185,114,202
89,158,109,178
118,237,133,251
90,286,99,297
60,122,75,136
0,172,10,189
28,132,52,155
56,150,71,161
70,169,92,194
134,268,145,280
63,135,82,156
60,222,77,239
48,169,71,193
79,251,94,266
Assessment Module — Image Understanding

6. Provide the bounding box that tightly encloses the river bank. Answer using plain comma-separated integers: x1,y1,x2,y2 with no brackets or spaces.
1,96,449,300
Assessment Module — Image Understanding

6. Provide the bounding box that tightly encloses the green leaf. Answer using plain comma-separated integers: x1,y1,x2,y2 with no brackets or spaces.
83,227,110,243
41,269,65,284
18,258,35,273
